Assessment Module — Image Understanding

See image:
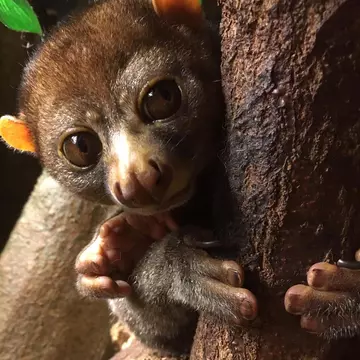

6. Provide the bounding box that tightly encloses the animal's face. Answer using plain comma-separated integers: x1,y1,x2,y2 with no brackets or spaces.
4,0,223,214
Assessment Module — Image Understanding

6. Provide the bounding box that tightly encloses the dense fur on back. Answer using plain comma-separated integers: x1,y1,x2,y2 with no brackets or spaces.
19,0,222,203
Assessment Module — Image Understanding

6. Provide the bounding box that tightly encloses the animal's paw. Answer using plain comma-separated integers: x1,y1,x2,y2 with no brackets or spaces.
285,254,360,339
75,211,177,298
157,227,258,325
190,250,258,324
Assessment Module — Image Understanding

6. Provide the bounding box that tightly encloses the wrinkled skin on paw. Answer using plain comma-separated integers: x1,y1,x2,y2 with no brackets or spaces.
75,212,258,324
285,249,360,339
149,227,259,324
75,211,178,298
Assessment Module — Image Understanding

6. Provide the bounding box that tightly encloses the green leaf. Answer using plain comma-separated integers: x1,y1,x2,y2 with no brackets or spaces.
0,0,42,34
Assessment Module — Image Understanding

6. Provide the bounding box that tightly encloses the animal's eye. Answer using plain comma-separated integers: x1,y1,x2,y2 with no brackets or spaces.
61,131,102,168
140,79,182,122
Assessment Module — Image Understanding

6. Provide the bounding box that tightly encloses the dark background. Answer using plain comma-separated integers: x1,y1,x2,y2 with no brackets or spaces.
0,0,89,251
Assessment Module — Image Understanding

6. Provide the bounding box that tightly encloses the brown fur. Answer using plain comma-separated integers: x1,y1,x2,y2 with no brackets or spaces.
16,0,233,355
20,0,222,204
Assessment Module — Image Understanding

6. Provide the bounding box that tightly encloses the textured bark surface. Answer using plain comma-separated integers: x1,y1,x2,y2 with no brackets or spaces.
110,339,188,360
0,172,111,360
191,0,360,359
109,322,189,360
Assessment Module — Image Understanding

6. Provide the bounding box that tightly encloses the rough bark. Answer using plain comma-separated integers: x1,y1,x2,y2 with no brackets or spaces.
110,339,187,360
0,172,111,360
191,0,360,359
108,322,189,360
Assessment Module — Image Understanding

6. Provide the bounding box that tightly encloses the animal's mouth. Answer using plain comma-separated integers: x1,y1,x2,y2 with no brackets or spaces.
122,182,194,216
163,182,194,208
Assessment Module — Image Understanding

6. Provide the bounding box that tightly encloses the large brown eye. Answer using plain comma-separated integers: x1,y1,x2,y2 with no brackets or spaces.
62,131,102,168
141,79,182,122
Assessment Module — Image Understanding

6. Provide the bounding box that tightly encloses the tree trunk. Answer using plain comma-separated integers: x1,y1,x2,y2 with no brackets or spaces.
0,172,111,360
191,0,360,358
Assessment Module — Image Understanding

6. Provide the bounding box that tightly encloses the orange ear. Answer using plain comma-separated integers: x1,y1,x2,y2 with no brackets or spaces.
0,115,36,153
152,0,203,26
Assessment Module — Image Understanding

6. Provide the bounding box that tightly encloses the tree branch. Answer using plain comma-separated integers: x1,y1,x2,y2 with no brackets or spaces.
0,172,111,359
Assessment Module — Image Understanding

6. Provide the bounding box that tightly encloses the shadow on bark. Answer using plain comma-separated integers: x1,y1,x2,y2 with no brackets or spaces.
192,0,360,358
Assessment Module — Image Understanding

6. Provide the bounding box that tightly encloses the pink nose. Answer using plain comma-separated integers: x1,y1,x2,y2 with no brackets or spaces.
113,159,172,207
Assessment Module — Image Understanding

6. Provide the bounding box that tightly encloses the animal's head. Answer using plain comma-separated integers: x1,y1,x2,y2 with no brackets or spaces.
0,0,223,215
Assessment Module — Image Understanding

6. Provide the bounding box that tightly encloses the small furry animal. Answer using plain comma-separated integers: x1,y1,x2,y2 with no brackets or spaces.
0,0,258,354
1,0,360,354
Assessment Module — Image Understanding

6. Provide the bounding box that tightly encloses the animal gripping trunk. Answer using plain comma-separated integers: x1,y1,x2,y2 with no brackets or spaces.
191,0,360,359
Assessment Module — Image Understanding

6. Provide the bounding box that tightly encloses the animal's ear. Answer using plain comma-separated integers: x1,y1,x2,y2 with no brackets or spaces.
0,115,36,153
152,0,203,26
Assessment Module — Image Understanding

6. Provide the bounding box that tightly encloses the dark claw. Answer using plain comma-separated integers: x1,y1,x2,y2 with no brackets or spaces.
336,259,360,270
194,240,222,249
181,228,222,249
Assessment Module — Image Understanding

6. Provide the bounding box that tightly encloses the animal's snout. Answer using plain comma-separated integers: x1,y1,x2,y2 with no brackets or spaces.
112,158,172,207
